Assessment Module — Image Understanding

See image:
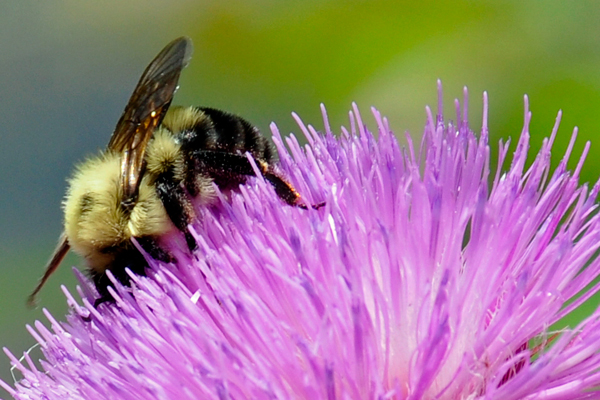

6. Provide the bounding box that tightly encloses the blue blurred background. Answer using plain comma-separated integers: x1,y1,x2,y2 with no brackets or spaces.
2,0,600,393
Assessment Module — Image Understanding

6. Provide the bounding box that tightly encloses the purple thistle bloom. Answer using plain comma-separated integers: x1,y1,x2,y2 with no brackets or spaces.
5,82,600,399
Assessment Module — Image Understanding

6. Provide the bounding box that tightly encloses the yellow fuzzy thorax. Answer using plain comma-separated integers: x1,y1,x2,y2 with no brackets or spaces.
62,107,220,273
63,148,174,272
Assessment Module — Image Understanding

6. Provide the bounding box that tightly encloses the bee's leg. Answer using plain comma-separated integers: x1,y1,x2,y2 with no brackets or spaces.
195,150,324,209
87,239,176,311
261,172,324,209
93,294,113,308
155,175,198,252
136,236,176,263
90,244,150,308
90,270,115,307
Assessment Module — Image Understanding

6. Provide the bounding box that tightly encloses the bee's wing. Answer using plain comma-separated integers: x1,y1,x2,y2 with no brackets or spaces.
27,233,70,308
108,36,193,203
27,38,193,306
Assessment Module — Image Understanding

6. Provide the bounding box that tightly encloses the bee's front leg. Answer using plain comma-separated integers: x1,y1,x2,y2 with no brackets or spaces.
155,176,197,252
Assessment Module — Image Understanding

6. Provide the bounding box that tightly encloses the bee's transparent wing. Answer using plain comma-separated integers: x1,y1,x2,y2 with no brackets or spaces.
108,36,193,204
27,232,70,307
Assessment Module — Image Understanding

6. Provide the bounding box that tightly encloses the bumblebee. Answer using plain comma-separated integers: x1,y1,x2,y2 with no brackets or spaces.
28,37,317,306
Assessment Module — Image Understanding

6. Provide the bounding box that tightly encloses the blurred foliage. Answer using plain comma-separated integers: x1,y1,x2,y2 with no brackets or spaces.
2,0,600,395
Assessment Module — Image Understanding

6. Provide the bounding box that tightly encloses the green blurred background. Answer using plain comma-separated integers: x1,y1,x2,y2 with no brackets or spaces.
2,0,600,394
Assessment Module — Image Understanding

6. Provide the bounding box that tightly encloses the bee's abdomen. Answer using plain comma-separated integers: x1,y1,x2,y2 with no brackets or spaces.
161,106,217,152
162,106,275,164
159,105,302,209
197,107,272,160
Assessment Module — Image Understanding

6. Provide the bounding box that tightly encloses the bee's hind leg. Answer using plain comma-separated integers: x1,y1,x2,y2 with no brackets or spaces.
262,171,325,209
195,150,324,209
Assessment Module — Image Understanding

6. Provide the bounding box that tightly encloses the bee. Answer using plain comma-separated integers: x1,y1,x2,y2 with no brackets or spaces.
28,37,319,307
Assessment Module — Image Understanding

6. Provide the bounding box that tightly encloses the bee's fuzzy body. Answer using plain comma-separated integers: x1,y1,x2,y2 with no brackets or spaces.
28,37,314,306
65,106,297,301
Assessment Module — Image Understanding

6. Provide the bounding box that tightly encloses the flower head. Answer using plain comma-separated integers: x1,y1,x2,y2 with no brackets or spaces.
4,82,600,399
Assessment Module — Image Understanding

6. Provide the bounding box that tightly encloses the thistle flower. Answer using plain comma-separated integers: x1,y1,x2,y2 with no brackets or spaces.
4,82,600,399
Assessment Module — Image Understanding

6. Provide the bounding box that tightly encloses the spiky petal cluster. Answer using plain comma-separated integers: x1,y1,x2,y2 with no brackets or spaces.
4,84,600,399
